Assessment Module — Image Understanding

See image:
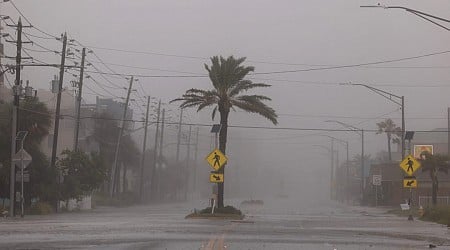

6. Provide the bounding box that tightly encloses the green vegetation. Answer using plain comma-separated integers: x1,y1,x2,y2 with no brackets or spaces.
171,55,278,207
376,118,401,161
186,205,244,219
57,150,108,202
420,152,449,206
28,201,54,215
421,206,450,226
92,191,140,207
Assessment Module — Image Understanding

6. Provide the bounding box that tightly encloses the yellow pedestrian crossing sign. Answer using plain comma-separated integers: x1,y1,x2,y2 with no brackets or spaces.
206,148,227,171
210,173,224,183
403,176,418,188
399,155,421,176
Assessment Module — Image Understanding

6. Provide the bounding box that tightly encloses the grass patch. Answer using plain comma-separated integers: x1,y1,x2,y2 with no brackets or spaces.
186,205,244,220
421,206,450,226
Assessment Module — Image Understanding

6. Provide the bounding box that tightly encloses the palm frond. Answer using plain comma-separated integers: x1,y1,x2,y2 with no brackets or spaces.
231,95,278,125
229,81,271,97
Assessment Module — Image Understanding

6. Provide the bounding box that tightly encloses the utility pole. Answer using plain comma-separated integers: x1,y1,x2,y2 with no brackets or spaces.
448,107,450,157
9,18,23,217
176,108,183,162
50,32,67,212
150,100,161,201
73,48,86,151
157,108,165,200
184,125,192,201
110,76,134,198
401,96,405,159
139,96,151,202
193,127,199,195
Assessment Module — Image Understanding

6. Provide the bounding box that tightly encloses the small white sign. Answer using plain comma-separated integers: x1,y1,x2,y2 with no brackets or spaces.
372,175,382,186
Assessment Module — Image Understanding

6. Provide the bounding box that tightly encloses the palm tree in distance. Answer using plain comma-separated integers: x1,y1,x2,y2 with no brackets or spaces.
171,55,278,207
376,118,401,161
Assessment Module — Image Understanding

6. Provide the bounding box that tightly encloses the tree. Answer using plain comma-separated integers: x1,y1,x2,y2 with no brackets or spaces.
376,118,401,161
57,149,107,202
171,55,278,207
420,152,449,206
0,97,55,203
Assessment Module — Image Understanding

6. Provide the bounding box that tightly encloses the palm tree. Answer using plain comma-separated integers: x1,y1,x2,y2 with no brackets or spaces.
376,118,401,161
171,55,278,207
420,152,449,206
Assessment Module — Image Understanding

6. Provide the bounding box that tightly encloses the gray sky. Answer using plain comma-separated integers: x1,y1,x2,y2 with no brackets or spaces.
2,0,450,198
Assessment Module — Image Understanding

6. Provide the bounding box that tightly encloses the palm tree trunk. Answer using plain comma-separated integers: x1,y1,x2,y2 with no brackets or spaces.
387,134,392,161
218,109,229,208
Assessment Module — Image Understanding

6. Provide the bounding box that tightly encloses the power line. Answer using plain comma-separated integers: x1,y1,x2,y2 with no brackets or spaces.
254,50,450,75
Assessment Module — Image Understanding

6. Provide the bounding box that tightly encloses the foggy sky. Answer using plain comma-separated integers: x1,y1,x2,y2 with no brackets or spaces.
2,0,450,199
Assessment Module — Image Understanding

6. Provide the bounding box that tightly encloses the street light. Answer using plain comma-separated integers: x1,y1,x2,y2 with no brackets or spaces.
361,4,450,31
321,135,349,203
342,83,405,159
313,143,338,200
325,120,365,204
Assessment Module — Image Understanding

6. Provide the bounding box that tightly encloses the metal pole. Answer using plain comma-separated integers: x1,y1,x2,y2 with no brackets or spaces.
73,48,86,151
110,76,134,197
330,138,334,200
346,142,349,204
361,129,365,204
9,18,23,218
401,96,405,159
139,96,151,202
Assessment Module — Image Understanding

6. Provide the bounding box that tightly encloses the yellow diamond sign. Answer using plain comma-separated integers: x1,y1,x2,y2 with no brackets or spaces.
399,155,421,176
205,148,227,171
403,176,417,188
210,173,224,183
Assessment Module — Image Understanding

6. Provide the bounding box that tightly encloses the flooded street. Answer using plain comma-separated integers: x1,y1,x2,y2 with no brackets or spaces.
1,198,449,249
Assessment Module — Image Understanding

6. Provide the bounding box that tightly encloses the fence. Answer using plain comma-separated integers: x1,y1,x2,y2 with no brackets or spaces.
418,196,450,207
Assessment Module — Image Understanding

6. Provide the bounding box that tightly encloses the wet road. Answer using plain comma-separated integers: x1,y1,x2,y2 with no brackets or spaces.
0,198,449,249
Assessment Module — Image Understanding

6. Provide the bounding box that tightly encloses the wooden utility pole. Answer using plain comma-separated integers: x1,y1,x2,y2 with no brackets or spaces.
73,48,86,151
184,125,192,200
157,108,165,200
139,96,151,202
50,32,67,213
193,127,199,194
176,108,183,162
150,100,161,200
110,76,134,197
9,18,23,217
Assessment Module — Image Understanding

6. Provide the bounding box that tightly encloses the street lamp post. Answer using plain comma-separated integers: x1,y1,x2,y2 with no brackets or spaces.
361,5,450,31
325,120,365,204
343,83,405,159
313,144,337,200
322,135,349,203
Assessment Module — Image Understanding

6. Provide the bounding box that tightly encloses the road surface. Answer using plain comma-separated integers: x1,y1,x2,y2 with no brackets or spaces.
0,198,449,249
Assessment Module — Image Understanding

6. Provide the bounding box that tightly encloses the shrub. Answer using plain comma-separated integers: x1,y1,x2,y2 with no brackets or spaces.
422,206,450,225
200,205,242,215
29,202,53,215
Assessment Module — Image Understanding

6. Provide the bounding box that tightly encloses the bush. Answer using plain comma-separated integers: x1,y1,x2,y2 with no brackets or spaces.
200,205,242,215
29,202,53,215
422,206,450,225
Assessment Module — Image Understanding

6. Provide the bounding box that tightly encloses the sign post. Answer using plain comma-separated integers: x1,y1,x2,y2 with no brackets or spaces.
399,155,421,221
372,175,381,207
14,131,30,218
